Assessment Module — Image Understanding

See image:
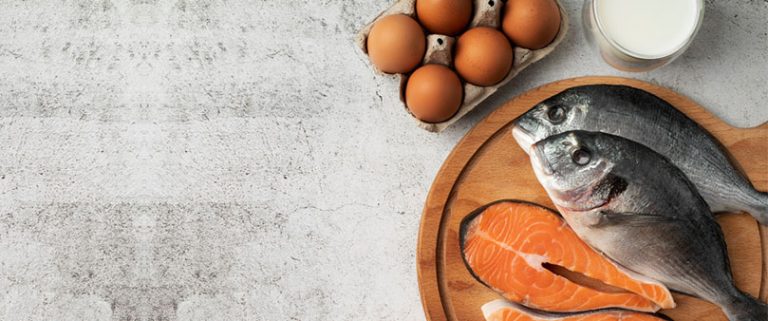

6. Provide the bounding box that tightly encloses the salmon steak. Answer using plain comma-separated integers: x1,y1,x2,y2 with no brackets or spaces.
482,300,669,321
460,200,675,312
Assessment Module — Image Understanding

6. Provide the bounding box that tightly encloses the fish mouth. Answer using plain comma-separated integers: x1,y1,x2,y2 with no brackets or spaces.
511,126,535,155
530,144,555,176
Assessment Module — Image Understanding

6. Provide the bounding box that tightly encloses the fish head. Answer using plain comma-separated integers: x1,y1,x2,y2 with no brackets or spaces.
530,131,618,211
512,90,591,154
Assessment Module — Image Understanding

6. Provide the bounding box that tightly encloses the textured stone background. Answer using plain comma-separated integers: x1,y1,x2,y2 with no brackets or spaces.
0,1,765,320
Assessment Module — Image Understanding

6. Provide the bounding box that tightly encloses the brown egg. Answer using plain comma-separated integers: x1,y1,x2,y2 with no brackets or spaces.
502,0,561,50
366,15,426,74
405,64,463,123
454,27,513,86
416,0,473,36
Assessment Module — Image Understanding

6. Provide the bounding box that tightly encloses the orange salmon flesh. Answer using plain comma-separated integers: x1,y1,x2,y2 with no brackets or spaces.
482,300,668,321
461,201,676,313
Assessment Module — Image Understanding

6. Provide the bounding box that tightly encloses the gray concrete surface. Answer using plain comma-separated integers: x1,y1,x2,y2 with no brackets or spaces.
0,0,765,320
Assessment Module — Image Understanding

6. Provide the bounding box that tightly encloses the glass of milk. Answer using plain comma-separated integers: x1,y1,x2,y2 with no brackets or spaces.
583,0,705,72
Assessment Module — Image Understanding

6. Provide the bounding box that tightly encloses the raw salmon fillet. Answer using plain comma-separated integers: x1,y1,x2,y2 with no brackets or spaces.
461,200,675,312
482,300,668,321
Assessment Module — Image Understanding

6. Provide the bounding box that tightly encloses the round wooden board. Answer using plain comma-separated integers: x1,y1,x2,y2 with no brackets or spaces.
417,77,768,321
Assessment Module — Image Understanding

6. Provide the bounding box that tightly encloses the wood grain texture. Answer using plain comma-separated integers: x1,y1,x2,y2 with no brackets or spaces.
416,76,768,321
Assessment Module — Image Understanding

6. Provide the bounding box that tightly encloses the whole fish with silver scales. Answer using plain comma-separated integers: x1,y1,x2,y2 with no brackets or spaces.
512,84,768,224
526,130,767,321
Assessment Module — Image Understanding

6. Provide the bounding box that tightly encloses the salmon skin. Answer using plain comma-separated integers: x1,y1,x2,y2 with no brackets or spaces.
482,300,669,321
460,200,675,313
527,131,768,321
512,84,768,224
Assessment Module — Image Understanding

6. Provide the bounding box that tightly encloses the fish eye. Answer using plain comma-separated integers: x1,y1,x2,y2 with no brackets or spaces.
547,105,566,124
571,148,591,166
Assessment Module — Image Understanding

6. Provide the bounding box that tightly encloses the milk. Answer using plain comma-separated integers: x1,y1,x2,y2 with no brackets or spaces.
595,0,700,59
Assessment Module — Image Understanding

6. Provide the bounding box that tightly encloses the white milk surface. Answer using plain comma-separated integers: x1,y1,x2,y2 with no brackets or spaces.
596,0,700,58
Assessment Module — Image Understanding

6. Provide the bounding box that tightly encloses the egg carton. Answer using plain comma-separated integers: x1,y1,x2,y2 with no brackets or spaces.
355,0,568,132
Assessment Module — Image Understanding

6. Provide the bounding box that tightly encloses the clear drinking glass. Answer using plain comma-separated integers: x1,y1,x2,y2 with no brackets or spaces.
582,0,705,72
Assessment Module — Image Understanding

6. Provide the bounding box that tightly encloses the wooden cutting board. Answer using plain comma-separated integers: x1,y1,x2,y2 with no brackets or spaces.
417,77,768,321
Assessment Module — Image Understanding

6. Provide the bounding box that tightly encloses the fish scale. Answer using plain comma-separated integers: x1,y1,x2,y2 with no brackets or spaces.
512,84,768,223
522,130,768,321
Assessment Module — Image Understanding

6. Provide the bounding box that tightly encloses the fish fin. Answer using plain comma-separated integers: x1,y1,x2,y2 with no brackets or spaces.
722,291,768,321
592,211,684,228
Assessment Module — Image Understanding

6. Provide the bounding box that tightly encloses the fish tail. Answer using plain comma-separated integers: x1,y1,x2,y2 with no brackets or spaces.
722,291,768,321
743,190,768,225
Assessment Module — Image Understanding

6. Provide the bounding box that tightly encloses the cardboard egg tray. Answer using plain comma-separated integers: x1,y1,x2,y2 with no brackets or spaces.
355,0,568,132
